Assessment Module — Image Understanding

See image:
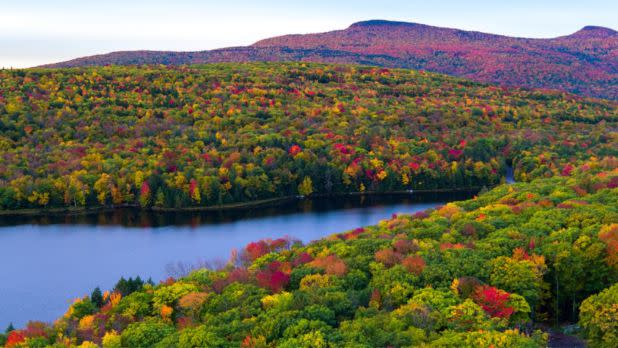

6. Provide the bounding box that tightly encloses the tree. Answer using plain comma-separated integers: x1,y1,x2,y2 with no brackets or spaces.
91,287,104,308
189,179,201,203
472,285,514,320
298,177,313,196
5,323,14,333
579,284,618,347
139,182,151,207
120,321,175,347
489,256,547,312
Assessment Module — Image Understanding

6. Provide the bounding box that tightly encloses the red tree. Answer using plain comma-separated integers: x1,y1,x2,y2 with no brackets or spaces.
473,285,514,319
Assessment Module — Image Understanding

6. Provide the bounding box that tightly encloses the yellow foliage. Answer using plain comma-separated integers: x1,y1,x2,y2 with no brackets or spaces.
300,274,332,290
78,315,95,330
260,291,293,310
109,292,122,308
401,172,410,186
370,157,384,169
298,176,314,196
437,203,462,219
178,292,209,310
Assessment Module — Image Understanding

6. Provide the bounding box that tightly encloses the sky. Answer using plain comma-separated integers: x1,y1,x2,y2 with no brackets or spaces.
0,0,616,68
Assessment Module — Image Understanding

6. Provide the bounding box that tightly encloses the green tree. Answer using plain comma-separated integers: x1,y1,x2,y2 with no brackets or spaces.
120,320,175,347
298,177,314,196
579,284,618,347
91,287,104,308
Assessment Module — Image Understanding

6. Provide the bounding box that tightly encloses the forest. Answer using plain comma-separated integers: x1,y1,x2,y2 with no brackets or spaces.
1,159,616,347
0,63,616,347
0,63,616,212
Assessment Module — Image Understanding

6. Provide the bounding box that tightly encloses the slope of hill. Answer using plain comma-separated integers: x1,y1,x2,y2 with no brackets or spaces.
0,63,616,212
41,20,618,99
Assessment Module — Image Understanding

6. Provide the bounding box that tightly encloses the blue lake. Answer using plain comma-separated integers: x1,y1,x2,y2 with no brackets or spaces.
0,192,475,328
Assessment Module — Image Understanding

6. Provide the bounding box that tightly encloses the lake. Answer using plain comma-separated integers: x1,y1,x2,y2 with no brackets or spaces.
0,191,475,328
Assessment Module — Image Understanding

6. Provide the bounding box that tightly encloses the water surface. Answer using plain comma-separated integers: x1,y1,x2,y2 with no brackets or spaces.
0,192,474,328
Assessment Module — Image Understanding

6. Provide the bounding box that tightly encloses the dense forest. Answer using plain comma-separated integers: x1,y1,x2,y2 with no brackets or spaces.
1,159,616,347
1,63,616,347
0,63,616,212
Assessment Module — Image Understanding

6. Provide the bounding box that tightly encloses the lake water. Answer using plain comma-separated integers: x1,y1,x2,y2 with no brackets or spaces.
0,192,475,328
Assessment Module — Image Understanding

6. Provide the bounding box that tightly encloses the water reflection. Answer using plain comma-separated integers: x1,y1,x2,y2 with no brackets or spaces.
0,191,474,227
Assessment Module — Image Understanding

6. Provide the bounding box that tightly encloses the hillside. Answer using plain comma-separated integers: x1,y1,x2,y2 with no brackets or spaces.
41,20,618,100
2,161,617,347
0,63,616,212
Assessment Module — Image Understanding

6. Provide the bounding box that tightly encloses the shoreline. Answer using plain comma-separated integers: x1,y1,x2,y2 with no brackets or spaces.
0,186,485,218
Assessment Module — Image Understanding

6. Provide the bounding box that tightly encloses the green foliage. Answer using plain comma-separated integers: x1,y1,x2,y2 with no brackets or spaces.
579,283,618,347
152,282,200,310
120,320,175,347
69,298,96,319
91,287,103,308
114,276,145,297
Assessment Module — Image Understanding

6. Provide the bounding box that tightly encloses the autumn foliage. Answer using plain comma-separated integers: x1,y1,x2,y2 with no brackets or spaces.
473,285,515,319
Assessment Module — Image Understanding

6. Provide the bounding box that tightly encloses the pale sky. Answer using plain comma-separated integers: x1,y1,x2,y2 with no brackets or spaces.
0,0,616,68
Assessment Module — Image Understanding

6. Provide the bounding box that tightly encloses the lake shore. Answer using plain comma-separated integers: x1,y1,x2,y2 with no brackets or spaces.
0,186,485,218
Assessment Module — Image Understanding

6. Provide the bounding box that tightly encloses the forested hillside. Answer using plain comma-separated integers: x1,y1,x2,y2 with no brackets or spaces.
1,160,616,347
42,20,618,100
0,63,616,212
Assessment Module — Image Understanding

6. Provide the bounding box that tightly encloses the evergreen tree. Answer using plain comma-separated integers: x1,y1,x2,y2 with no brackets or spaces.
5,323,14,333
91,286,104,308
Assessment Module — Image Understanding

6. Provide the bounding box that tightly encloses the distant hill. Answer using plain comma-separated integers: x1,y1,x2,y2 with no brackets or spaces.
41,20,618,99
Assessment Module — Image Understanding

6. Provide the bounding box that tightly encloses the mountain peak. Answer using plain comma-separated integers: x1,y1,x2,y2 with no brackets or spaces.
348,20,423,29
570,25,617,38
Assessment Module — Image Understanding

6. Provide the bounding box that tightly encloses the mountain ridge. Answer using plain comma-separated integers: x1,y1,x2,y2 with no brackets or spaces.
39,20,618,99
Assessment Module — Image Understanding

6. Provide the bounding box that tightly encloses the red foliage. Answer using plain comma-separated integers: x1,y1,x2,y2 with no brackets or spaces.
241,238,292,264
288,144,302,156
473,285,514,319
340,227,365,240
440,242,467,250
189,179,198,197
140,181,150,197
161,277,175,286
561,164,574,176
5,331,26,347
292,252,314,266
242,240,270,263
448,148,463,159
23,321,48,338
412,210,429,219
402,255,426,275
256,263,290,293
528,238,536,251
393,239,418,254
375,248,403,267
512,247,530,261
308,254,347,276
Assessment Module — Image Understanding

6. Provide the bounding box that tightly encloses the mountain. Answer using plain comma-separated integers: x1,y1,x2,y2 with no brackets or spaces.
41,20,618,99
